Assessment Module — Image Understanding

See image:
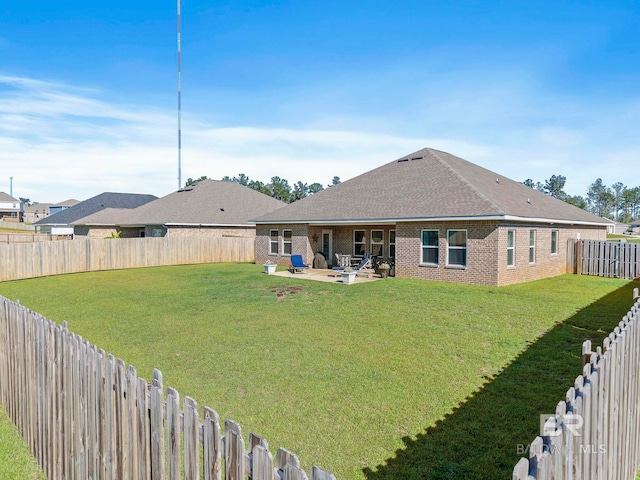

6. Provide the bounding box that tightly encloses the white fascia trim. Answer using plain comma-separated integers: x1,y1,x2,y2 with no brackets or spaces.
255,215,610,227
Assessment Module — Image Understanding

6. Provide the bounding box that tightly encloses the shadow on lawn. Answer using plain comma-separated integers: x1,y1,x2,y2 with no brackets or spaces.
363,280,640,480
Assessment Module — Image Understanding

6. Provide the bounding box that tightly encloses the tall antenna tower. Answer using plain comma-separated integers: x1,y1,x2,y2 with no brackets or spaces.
177,0,183,190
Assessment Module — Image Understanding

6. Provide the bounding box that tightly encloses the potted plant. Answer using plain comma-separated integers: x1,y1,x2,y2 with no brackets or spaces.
377,261,391,278
341,266,357,284
263,260,277,274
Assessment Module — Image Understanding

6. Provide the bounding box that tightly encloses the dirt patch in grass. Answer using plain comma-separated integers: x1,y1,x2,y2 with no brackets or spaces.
268,285,305,300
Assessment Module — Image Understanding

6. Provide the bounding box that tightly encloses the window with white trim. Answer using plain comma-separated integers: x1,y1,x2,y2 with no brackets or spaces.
370,230,383,257
507,229,515,267
529,230,536,264
389,230,396,258
421,230,439,265
283,229,292,255
269,229,279,255
447,230,467,267
354,230,366,256
551,230,559,255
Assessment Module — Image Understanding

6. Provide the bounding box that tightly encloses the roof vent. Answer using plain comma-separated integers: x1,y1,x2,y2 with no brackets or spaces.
220,208,225,212
410,156,423,161
527,198,531,204
397,158,409,163
496,178,500,183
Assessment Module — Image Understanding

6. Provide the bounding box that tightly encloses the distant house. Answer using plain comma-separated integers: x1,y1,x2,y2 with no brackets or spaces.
0,192,22,222
22,199,80,223
252,148,611,286
71,180,286,238
35,192,158,235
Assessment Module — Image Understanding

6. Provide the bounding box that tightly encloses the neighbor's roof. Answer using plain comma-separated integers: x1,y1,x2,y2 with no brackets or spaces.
52,199,81,207
35,192,158,225
72,180,286,227
23,203,53,213
0,192,20,203
253,148,610,226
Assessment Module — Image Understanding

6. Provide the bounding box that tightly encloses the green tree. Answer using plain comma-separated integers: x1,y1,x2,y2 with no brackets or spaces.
543,175,567,200
268,176,291,202
308,183,324,194
185,176,209,187
19,197,33,206
328,176,341,187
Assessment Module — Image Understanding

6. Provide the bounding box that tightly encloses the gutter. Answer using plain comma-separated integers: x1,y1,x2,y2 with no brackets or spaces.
253,214,611,227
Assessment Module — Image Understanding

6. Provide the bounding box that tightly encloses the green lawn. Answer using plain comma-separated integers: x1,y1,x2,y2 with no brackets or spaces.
608,234,640,243
0,408,46,480
0,264,637,479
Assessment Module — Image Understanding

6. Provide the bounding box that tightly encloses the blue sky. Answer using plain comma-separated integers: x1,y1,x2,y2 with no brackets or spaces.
1,1,639,202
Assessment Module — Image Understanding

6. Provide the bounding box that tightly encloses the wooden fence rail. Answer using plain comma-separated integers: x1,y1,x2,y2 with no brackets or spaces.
512,289,640,480
0,296,336,480
0,236,255,282
568,239,640,280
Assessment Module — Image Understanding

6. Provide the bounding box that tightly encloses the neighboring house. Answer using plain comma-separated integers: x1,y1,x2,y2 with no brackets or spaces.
71,180,286,239
22,203,53,223
0,192,22,221
35,192,158,235
253,148,611,286
49,199,80,215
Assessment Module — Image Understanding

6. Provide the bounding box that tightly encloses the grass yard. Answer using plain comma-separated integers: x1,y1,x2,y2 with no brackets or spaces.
0,407,46,479
608,234,640,243
0,264,638,479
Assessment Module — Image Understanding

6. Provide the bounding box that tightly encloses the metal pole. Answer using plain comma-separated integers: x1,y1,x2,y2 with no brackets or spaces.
9,176,12,197
177,0,182,190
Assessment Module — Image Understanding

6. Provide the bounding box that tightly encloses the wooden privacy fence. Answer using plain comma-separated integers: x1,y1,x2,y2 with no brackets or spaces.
0,296,336,480
0,233,70,244
513,288,640,480
568,239,640,280
0,236,254,282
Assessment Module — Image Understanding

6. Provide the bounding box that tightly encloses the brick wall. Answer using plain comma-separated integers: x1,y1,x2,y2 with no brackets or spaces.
496,224,606,286
255,224,311,266
396,221,500,285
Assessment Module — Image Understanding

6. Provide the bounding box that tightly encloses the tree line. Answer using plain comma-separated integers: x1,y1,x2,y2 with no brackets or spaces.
523,175,640,223
184,174,342,203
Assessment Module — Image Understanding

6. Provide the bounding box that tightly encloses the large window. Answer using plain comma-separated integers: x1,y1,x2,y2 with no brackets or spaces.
447,230,467,267
551,230,559,255
270,229,279,255
283,229,292,255
354,230,366,256
389,230,396,258
507,230,515,267
421,230,439,265
529,230,536,264
370,230,384,257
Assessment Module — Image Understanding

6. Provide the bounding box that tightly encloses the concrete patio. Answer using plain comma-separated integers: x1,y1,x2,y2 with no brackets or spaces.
269,268,385,284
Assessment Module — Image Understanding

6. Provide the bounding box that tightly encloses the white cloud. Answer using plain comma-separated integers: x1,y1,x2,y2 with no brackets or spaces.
1,73,639,203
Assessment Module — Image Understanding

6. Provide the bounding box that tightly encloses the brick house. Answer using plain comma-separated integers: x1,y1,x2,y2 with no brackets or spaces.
252,148,610,286
71,180,285,239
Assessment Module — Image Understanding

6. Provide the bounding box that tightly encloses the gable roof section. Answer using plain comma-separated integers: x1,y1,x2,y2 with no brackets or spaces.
254,148,609,226
35,192,158,225
73,180,286,227
0,192,20,203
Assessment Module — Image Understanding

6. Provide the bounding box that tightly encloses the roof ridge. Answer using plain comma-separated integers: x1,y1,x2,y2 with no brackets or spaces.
427,148,503,214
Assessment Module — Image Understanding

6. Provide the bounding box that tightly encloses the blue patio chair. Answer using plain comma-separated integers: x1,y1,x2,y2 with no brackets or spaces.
289,255,309,274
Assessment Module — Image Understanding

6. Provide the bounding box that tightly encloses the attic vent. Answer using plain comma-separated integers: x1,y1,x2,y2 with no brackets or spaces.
496,178,500,183
220,208,225,212
410,156,423,161
397,158,409,163
527,198,531,204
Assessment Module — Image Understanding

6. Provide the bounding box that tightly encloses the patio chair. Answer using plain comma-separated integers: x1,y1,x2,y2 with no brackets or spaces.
353,253,374,277
289,255,309,274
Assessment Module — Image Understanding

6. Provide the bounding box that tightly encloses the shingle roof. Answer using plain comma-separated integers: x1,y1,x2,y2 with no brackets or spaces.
35,192,158,225
0,192,20,203
254,148,609,226
72,180,286,227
